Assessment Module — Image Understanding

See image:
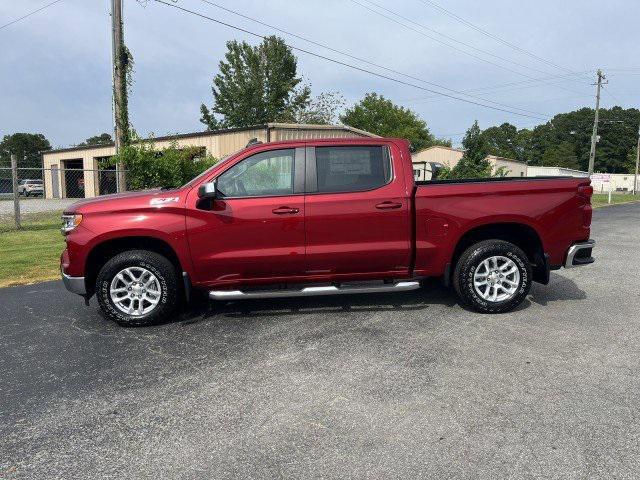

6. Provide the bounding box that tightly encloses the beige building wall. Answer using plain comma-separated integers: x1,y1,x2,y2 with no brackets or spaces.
487,155,527,177
412,146,464,167
42,123,375,199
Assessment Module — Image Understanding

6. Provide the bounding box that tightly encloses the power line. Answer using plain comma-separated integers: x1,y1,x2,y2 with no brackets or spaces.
349,0,542,81
0,0,64,31
349,0,591,98
151,0,549,121
398,71,593,104
601,86,624,107
414,0,576,74
358,0,555,78
197,0,547,117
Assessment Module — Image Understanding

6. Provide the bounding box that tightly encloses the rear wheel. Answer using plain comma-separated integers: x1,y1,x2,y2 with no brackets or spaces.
453,240,531,313
96,250,180,326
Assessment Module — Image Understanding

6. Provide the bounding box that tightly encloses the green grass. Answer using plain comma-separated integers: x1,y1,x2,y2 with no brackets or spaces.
592,193,640,208
0,211,64,288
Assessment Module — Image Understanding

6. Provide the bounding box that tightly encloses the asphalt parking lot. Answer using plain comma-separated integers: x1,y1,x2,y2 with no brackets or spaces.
1,203,639,479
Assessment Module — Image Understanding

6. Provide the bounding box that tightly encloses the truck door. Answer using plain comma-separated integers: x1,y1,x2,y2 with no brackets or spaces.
304,144,411,277
186,147,306,285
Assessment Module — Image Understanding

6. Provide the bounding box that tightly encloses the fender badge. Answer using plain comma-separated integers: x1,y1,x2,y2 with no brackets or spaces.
150,197,179,206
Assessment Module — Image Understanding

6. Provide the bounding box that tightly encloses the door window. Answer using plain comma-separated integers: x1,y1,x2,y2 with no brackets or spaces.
217,149,295,198
315,146,391,193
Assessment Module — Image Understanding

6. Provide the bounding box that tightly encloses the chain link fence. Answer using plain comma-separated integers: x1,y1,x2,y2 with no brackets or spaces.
0,166,124,233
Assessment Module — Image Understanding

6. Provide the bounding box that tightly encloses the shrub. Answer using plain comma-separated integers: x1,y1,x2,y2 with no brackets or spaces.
110,135,218,190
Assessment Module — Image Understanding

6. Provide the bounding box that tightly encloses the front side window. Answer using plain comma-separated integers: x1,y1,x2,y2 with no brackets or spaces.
217,149,294,198
315,146,391,193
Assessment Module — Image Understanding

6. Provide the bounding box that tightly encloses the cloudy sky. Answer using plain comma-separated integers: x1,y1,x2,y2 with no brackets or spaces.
2,0,639,148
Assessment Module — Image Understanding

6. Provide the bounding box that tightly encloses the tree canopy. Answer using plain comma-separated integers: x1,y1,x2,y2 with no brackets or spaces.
0,133,51,169
294,92,345,125
481,122,532,162
81,133,113,146
200,36,311,129
541,141,580,169
340,93,449,152
481,107,640,172
442,120,492,179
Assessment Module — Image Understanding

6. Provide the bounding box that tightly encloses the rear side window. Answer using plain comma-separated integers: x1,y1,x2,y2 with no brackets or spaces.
314,146,391,193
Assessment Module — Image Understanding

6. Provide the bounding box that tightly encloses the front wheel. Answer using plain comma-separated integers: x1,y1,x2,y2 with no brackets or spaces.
453,240,532,313
96,250,180,327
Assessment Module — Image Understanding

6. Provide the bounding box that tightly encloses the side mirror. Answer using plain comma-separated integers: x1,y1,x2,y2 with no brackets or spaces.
198,181,217,198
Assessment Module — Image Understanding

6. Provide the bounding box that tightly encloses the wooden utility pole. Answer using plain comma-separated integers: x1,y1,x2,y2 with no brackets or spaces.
588,70,606,175
111,0,127,191
634,124,640,195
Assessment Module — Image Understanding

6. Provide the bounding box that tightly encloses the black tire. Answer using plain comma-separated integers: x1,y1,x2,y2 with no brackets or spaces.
95,250,180,327
24,191,29,197
453,239,532,313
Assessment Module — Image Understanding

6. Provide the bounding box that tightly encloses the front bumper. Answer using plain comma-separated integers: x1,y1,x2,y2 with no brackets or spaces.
565,239,595,268
62,270,86,295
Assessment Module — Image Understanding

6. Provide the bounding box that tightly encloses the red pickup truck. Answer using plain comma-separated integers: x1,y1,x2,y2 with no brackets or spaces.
60,137,595,326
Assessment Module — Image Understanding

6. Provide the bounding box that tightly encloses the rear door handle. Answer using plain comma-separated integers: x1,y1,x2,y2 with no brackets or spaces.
375,201,402,210
272,206,300,215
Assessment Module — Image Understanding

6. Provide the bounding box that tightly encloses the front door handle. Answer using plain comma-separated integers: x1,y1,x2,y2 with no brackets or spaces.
272,206,300,215
375,201,402,210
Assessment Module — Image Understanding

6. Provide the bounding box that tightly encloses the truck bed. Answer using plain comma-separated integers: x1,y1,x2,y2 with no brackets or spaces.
412,176,592,277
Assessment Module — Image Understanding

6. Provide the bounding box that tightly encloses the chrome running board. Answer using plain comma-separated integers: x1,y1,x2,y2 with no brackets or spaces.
209,281,420,301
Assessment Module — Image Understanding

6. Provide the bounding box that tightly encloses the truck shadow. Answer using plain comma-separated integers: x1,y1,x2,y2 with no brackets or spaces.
179,279,454,324
176,274,587,325
527,274,587,307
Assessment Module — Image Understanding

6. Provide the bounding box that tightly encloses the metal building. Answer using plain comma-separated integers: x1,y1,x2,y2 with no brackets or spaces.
41,123,376,199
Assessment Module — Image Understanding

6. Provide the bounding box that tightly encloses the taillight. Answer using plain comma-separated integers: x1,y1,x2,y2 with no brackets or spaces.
578,185,593,199
583,205,592,227
578,184,593,227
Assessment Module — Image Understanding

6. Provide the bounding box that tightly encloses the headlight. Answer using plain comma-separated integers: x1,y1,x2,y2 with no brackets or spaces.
61,214,83,234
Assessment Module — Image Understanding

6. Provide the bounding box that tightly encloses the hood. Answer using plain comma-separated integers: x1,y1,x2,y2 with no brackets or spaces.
65,188,185,214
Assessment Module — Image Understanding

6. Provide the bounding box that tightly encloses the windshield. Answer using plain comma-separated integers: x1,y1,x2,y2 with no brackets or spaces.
181,147,245,189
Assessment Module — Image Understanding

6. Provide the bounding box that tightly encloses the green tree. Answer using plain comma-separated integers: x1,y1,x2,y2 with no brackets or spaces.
482,122,519,159
0,133,51,169
481,122,533,162
109,134,217,190
525,107,640,171
541,141,580,169
294,91,345,125
340,93,444,152
81,133,113,146
200,36,311,129
443,121,491,179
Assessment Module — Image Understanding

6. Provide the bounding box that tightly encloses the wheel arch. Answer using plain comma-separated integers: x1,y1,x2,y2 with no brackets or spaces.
449,222,548,284
84,236,183,297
